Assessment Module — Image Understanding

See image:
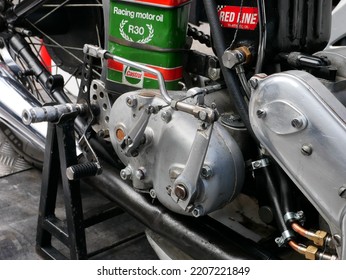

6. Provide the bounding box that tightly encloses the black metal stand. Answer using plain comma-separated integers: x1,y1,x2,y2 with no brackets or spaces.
36,118,87,259
35,117,126,259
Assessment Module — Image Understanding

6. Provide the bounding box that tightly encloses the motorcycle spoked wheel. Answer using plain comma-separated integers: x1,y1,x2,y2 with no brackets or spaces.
2,0,104,167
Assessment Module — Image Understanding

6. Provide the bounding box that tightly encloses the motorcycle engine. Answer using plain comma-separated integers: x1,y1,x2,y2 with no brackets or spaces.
106,90,245,216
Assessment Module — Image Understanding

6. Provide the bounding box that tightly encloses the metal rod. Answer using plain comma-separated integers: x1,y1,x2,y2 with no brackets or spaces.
104,52,172,104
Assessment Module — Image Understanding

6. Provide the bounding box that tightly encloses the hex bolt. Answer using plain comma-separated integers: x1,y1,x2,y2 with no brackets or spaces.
291,118,303,129
192,206,204,218
338,185,346,199
135,168,145,181
120,166,132,180
301,144,313,156
174,184,188,200
201,165,213,179
126,96,137,108
161,110,172,123
256,109,266,119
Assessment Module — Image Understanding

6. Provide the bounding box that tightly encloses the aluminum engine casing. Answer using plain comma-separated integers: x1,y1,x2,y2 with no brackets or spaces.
108,90,244,216
249,70,346,258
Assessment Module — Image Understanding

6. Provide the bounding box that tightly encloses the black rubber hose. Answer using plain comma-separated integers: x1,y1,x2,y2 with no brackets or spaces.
262,166,289,234
202,0,257,142
274,165,294,215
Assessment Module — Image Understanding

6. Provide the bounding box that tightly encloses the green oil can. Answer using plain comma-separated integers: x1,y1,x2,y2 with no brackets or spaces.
107,0,190,90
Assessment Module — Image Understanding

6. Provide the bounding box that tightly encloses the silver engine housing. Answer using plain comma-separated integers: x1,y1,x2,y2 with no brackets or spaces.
249,70,346,258
108,90,244,216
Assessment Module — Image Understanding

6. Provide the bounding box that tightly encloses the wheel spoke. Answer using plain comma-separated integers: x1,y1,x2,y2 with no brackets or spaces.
34,0,71,25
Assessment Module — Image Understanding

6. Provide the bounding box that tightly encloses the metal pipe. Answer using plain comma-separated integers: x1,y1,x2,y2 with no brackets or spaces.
291,222,328,247
85,159,277,260
0,63,46,153
103,51,172,104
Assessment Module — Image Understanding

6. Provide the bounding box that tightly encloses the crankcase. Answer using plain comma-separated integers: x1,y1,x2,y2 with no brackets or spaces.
109,90,244,216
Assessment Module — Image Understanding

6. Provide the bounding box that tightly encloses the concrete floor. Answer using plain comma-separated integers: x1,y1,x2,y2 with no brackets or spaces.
0,135,158,260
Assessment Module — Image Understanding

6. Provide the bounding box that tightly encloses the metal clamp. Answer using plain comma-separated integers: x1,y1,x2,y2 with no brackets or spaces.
275,230,295,247
284,211,305,224
251,158,270,170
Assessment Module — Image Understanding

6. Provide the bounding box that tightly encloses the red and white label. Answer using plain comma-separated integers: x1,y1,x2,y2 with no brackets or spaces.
218,6,259,30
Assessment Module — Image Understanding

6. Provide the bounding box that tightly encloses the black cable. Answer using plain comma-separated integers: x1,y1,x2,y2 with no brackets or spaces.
202,0,258,143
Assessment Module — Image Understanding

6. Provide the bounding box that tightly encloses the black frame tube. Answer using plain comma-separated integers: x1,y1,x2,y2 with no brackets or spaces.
86,160,277,260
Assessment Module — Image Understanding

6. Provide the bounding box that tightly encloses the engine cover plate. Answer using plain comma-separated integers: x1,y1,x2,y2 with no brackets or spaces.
249,70,346,258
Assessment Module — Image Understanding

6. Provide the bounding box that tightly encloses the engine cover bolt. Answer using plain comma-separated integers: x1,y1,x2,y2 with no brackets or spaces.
161,110,172,123
149,189,156,198
174,184,187,200
201,165,213,179
256,109,266,119
192,206,204,218
249,78,258,89
301,144,313,156
120,166,132,180
135,168,146,180
126,96,137,108
291,118,303,128
338,185,346,199
333,234,342,246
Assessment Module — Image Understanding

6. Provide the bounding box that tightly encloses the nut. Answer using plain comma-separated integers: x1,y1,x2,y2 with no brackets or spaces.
305,245,318,260
313,230,328,247
201,165,213,179
192,206,204,218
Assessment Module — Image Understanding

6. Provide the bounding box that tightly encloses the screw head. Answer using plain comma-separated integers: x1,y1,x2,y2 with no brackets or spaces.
256,109,266,119
338,185,346,199
174,184,187,200
135,168,145,180
333,234,342,246
291,118,303,128
161,111,172,123
301,144,313,156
